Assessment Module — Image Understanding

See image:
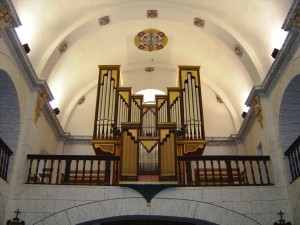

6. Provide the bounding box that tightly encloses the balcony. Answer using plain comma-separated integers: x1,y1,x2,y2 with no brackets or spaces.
26,154,273,187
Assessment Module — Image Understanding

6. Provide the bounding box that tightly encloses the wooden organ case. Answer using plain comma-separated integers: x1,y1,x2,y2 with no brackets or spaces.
92,65,206,183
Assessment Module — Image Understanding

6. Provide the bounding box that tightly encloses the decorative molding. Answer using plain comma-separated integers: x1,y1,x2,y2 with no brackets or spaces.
134,29,168,52
246,31,300,104
234,43,243,57
34,91,50,124
194,17,205,28
63,135,92,145
0,3,13,37
216,94,223,103
250,95,263,129
58,40,68,54
147,10,157,18
3,28,54,100
237,108,255,140
282,0,300,31
77,96,85,105
292,9,300,32
206,137,237,146
99,16,110,26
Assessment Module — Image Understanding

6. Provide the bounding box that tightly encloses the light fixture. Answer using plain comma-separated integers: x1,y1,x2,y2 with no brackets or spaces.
273,211,292,225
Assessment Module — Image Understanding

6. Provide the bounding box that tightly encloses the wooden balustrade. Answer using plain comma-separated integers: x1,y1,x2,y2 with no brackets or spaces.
177,155,272,186
285,136,300,183
26,155,120,185
0,138,13,182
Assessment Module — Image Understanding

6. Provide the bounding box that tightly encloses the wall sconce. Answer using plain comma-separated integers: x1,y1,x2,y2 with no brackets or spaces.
273,211,292,225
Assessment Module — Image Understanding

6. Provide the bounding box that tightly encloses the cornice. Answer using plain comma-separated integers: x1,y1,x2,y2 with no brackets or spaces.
4,29,54,100
282,0,300,31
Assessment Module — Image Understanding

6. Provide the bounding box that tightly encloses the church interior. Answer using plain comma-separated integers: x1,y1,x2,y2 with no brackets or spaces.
1,0,300,224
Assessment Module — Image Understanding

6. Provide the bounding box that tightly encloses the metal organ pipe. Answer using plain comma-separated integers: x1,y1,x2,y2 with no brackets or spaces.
96,71,117,139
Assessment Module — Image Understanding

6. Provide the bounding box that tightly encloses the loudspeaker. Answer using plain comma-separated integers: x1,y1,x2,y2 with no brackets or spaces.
53,107,60,115
242,111,247,119
23,43,31,54
271,48,279,59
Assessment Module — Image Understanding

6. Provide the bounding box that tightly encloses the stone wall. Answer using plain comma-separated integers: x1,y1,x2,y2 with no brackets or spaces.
4,184,293,225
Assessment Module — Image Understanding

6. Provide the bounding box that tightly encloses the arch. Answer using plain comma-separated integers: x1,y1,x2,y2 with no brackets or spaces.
0,69,20,181
79,215,217,225
32,197,261,225
278,75,300,181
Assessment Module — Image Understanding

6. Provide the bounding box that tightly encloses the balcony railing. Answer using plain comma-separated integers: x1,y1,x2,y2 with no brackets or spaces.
0,138,13,182
26,155,120,185
177,155,272,186
285,136,300,183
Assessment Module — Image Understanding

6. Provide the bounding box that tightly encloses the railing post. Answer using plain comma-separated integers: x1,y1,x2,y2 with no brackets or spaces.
64,160,71,183
104,160,111,185
225,160,234,185
185,160,193,185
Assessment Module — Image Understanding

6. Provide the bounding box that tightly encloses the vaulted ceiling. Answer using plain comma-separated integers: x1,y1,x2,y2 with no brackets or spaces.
12,0,291,136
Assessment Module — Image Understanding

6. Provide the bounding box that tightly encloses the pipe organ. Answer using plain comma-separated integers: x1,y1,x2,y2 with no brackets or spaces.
92,65,206,182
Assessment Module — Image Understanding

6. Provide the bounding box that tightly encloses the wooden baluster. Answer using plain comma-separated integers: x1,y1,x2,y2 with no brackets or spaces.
49,160,54,184
105,160,111,185
2,152,7,179
185,160,193,185
0,148,3,177
210,160,215,185
4,151,10,180
291,151,297,178
287,153,295,180
97,160,101,185
178,161,182,184
293,149,300,176
218,160,223,185
225,160,233,185
56,160,61,184
64,160,71,184
41,159,47,183
82,160,86,184
35,159,40,183
27,159,33,183
235,160,242,185
75,160,79,184
203,160,208,185
1,149,6,178
256,160,263,185
296,146,300,177
115,161,119,185
263,160,271,184
249,160,256,184
90,160,94,185
195,161,200,185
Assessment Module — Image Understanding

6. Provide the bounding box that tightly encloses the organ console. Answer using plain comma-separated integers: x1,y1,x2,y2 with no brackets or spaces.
92,65,206,182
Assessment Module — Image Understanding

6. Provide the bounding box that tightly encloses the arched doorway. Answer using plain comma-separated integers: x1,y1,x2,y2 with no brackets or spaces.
79,215,217,225
279,74,300,182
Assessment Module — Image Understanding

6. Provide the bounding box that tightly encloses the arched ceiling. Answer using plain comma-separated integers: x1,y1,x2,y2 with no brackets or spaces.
12,0,291,136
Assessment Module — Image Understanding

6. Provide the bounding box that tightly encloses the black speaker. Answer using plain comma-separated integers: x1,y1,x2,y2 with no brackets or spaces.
23,43,30,54
271,48,279,59
242,111,247,119
53,107,60,115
